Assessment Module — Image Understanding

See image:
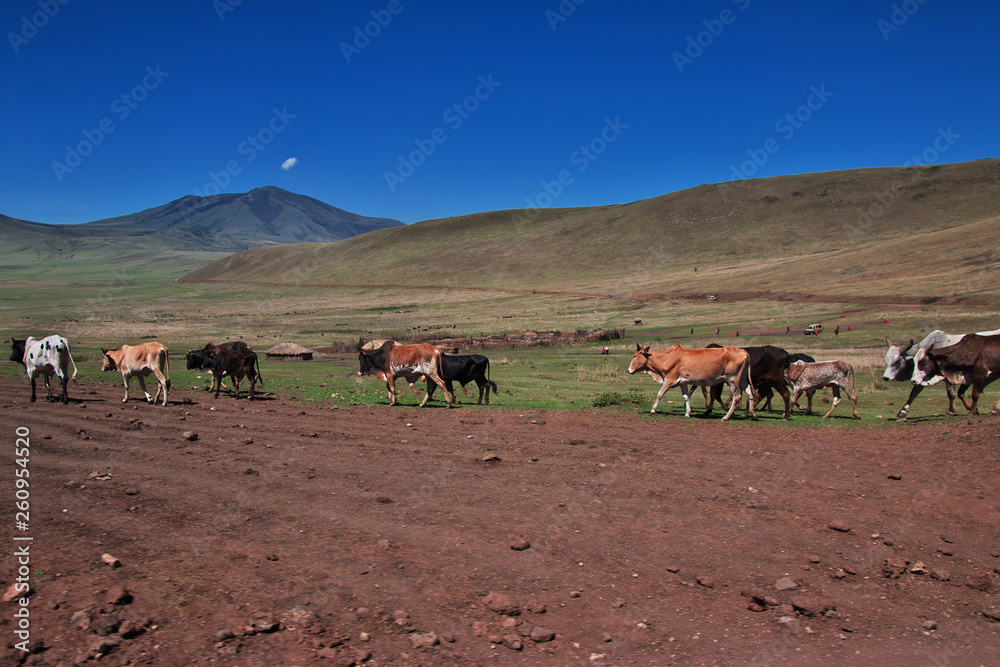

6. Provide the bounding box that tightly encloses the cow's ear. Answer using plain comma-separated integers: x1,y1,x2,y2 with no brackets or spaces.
101,348,108,355
635,343,642,352
642,346,652,356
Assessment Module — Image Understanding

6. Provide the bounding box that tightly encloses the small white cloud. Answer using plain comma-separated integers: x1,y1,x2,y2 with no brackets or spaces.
281,157,298,171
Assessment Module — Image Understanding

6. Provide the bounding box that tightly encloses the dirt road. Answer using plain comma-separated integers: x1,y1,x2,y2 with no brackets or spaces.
2,378,999,665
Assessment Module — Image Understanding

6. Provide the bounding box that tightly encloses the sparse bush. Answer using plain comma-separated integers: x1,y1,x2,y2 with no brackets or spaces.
592,390,647,408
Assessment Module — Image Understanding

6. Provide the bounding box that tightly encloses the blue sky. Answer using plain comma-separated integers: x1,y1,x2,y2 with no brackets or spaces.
1,0,997,225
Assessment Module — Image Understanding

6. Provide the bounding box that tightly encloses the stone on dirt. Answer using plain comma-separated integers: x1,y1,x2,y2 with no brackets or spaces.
409,631,439,649
967,572,994,592
100,553,121,568
828,520,851,532
105,585,132,605
530,626,555,643
777,616,802,635
182,431,198,441
483,592,520,616
775,576,799,591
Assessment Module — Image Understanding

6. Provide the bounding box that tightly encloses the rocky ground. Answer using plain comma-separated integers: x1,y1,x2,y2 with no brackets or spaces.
1,377,999,666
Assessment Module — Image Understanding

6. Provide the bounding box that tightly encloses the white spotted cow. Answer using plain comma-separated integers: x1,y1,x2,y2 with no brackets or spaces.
786,359,859,419
9,336,78,404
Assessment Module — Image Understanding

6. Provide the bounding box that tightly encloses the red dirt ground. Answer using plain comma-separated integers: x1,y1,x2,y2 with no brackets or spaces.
2,377,999,666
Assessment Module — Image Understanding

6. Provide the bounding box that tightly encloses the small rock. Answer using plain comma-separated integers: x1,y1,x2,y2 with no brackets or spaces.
100,553,121,568
967,572,994,592
569,590,582,598
409,631,439,649
909,562,928,575
777,616,802,635
500,635,523,650
243,437,254,445
931,569,951,581
530,626,555,643
215,629,235,642
775,576,799,591
254,619,280,633
471,621,488,636
981,609,1000,623
70,609,93,630
105,585,132,605
393,610,411,627
91,615,122,637
525,599,546,614
887,473,902,480
483,592,520,616
182,431,198,441
922,620,938,631
509,538,531,551
2,583,27,602
88,636,120,657
665,565,681,573
481,454,501,462
828,520,851,533
832,568,847,580
790,596,834,617
696,576,714,588
882,558,909,579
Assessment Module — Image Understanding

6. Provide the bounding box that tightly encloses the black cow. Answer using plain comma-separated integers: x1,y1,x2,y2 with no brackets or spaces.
705,345,792,419
759,353,815,412
425,354,498,405
912,334,1000,415
186,341,261,400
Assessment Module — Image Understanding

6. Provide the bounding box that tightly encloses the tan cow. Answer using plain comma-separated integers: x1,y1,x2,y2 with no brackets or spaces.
627,343,754,421
101,342,171,406
785,360,859,419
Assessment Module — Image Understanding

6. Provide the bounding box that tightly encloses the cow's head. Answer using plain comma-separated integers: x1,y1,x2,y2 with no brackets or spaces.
910,346,943,386
627,344,652,375
100,348,119,372
186,349,211,370
882,338,916,381
9,339,26,363
357,341,392,379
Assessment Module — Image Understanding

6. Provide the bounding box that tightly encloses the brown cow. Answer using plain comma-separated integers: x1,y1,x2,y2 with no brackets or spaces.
357,340,452,407
911,333,1000,415
101,342,171,406
627,343,754,421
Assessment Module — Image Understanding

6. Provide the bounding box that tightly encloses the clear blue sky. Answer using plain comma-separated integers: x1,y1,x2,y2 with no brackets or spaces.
1,0,997,225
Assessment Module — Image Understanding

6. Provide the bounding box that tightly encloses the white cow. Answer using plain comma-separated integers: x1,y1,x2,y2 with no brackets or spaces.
10,336,79,404
883,328,1000,419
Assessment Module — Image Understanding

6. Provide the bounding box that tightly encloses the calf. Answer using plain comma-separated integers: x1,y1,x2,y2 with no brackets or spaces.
357,340,452,407
785,360,859,419
911,333,1000,415
101,342,171,406
628,343,754,421
426,354,498,405
10,336,78,404
187,342,261,400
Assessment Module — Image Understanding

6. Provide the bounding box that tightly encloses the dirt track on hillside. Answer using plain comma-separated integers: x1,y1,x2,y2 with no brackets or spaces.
2,377,1000,666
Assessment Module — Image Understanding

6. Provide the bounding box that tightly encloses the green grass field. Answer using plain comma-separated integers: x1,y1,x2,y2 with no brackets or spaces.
2,334,987,427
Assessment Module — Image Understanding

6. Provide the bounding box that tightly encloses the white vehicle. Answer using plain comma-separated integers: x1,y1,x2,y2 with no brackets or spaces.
804,323,823,335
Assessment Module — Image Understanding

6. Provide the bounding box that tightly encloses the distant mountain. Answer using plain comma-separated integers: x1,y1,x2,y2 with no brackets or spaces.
2,187,403,252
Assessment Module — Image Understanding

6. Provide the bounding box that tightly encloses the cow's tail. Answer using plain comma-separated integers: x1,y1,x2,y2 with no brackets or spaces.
254,352,264,385
487,358,498,394
161,348,172,390
66,342,79,384
436,351,450,401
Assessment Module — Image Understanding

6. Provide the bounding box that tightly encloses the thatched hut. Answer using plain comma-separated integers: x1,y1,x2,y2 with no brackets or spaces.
264,343,313,361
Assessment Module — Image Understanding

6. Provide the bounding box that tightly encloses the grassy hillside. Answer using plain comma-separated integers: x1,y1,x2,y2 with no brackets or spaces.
182,160,1000,301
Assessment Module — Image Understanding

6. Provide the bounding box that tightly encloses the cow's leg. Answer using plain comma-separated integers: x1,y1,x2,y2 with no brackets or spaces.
823,386,842,418
135,374,153,403
967,384,981,415
43,372,55,402
721,380,740,421
650,381,671,414
680,385,693,417
846,384,860,419
744,382,757,419
233,375,241,400
248,372,257,400
213,371,223,398
421,373,451,408
59,372,70,404
28,373,37,403
386,379,397,406
149,367,169,406
789,387,802,413
121,374,131,403
955,383,974,412
896,383,924,420
475,379,486,405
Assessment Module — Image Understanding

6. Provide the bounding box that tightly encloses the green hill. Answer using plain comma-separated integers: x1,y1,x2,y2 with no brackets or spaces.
182,159,1000,303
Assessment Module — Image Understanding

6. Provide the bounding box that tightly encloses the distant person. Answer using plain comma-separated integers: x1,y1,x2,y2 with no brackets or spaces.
690,328,694,334
835,325,840,336
716,327,720,336
786,326,790,335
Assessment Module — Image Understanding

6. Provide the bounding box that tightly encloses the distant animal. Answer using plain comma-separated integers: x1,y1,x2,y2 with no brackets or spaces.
627,343,754,421
911,333,1000,415
883,329,1000,419
186,341,261,400
10,336,78,404
704,345,792,419
785,360,859,419
425,354,498,405
101,342,171,406
357,340,452,407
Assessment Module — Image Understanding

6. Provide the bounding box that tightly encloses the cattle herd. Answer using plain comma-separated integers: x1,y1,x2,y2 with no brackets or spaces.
7,328,1000,420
